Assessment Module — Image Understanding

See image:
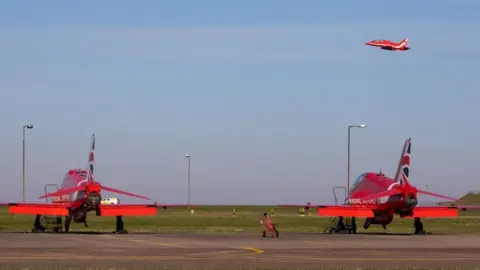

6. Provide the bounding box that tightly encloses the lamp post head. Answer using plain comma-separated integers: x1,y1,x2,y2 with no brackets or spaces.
349,124,367,128
24,124,34,129
185,154,190,158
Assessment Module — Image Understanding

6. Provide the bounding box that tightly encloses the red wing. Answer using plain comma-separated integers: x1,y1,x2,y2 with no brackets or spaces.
278,204,376,217
8,203,71,216
406,206,459,218
416,189,458,201
99,204,157,216
317,205,376,217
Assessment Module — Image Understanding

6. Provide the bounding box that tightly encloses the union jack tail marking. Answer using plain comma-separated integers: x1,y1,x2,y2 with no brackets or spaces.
394,138,411,186
87,133,96,182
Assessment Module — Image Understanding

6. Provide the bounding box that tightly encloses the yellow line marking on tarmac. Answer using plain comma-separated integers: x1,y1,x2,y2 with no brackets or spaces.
241,247,264,254
98,235,187,247
98,235,264,255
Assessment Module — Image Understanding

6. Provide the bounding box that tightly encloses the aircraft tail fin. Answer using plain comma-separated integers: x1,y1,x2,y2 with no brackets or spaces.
87,133,96,183
398,37,408,48
393,138,412,187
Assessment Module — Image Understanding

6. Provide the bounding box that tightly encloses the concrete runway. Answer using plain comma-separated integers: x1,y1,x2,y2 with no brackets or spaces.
1,232,480,268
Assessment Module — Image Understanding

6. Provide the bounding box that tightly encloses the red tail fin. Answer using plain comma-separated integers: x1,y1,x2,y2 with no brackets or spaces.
396,37,408,48
393,138,412,187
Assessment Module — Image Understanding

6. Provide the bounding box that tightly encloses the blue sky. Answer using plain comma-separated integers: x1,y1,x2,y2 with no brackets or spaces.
1,0,479,205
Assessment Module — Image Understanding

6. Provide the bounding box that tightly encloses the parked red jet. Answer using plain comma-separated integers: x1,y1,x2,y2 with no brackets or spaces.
282,138,479,234
365,37,410,51
8,134,184,233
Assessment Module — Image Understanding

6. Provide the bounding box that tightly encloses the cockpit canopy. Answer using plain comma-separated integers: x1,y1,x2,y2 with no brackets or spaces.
355,173,366,185
351,173,367,190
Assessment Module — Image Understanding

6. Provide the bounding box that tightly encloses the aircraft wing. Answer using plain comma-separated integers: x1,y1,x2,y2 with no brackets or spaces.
317,205,376,217
279,204,377,217
100,203,201,216
8,203,71,216
407,205,480,218
406,206,461,218
99,204,158,216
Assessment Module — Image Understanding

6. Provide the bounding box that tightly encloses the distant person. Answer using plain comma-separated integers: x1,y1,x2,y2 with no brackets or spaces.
260,212,279,238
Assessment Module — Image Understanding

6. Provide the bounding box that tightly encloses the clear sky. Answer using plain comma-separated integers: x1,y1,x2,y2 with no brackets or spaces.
1,0,479,205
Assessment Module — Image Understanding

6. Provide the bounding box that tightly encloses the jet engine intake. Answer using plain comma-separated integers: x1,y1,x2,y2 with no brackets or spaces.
86,192,101,209
404,194,418,208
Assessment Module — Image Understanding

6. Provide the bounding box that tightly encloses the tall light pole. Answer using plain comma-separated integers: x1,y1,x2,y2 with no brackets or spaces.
185,154,191,209
425,185,429,205
347,124,367,195
22,124,34,202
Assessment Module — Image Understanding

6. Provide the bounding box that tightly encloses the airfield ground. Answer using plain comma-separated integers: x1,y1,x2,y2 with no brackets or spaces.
1,232,480,268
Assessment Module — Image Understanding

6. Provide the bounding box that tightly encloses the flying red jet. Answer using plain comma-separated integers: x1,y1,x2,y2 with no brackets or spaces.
8,134,185,233
282,138,479,234
365,37,410,51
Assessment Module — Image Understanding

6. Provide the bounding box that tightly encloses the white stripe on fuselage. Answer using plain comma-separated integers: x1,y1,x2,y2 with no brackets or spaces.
379,182,400,204
347,182,401,205
72,179,88,201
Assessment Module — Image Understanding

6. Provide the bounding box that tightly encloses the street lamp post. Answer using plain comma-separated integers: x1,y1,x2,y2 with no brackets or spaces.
22,124,34,202
347,124,367,195
185,154,191,209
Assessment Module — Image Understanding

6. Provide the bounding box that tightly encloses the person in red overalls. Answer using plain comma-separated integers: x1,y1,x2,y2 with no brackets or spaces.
260,212,279,238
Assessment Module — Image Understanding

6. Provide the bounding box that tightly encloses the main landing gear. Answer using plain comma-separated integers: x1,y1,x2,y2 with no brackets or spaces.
114,216,128,234
30,213,129,233
325,217,357,234
32,215,62,233
414,218,426,235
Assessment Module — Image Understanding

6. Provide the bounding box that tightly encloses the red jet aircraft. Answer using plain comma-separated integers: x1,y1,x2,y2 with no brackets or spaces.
8,134,173,233
365,37,410,51
282,138,479,234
